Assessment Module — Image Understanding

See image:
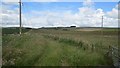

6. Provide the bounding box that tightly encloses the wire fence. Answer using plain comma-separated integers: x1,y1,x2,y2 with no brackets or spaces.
108,46,120,68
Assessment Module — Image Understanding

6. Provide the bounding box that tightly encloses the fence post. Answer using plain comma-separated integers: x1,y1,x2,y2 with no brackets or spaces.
91,44,94,52
108,45,112,57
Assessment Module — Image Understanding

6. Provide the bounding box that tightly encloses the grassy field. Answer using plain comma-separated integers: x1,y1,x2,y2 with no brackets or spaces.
2,27,118,66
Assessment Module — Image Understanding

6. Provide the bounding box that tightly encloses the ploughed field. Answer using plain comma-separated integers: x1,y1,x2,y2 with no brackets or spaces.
2,28,118,66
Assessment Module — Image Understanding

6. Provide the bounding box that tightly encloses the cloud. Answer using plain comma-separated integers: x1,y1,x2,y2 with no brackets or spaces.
24,8,103,28
2,0,58,2
1,2,19,27
83,0,94,7
2,2,19,5
2,0,19,2
1,0,119,2
28,0,58,2
1,1,118,28
106,8,118,19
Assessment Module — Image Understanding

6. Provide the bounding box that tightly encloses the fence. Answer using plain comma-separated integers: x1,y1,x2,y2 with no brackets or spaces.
108,46,120,68
43,34,120,67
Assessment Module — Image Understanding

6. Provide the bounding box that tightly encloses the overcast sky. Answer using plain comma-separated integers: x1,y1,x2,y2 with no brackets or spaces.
1,0,119,28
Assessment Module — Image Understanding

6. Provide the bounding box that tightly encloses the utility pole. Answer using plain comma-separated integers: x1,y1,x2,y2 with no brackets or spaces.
102,16,104,29
19,0,22,35
101,16,104,45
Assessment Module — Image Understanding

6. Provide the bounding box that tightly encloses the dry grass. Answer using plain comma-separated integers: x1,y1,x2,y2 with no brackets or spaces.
2,28,118,66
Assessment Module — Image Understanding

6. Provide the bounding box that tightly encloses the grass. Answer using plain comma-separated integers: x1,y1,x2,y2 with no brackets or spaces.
2,27,118,66
2,27,30,34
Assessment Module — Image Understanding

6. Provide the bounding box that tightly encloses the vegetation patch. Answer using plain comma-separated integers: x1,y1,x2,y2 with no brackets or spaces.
2,28,117,66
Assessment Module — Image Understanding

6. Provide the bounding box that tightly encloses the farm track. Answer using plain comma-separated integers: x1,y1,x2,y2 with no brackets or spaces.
41,33,113,66
2,29,115,66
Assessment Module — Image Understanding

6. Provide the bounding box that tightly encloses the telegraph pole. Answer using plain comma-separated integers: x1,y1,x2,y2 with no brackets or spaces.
101,16,104,45
19,0,22,35
102,16,104,29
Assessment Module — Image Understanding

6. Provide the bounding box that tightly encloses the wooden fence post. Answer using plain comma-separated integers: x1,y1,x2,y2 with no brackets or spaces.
91,44,94,52
108,45,112,57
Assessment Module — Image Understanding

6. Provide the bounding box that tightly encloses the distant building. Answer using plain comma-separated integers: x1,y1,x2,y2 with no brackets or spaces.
70,26,76,28
25,27,32,29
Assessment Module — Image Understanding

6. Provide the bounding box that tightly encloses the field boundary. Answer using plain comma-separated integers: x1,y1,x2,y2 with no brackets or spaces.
43,34,120,67
108,46,120,68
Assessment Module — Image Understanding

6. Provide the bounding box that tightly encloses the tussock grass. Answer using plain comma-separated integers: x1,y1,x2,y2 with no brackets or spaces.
2,28,117,66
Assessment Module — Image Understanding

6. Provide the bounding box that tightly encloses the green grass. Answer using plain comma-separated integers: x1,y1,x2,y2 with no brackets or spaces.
2,27,30,34
2,28,118,66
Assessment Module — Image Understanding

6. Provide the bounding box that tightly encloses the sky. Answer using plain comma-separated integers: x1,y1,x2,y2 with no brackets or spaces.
1,0,119,2
1,0,119,28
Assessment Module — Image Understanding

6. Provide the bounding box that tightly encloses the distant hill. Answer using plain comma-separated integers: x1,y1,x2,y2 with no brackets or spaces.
2,27,30,35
